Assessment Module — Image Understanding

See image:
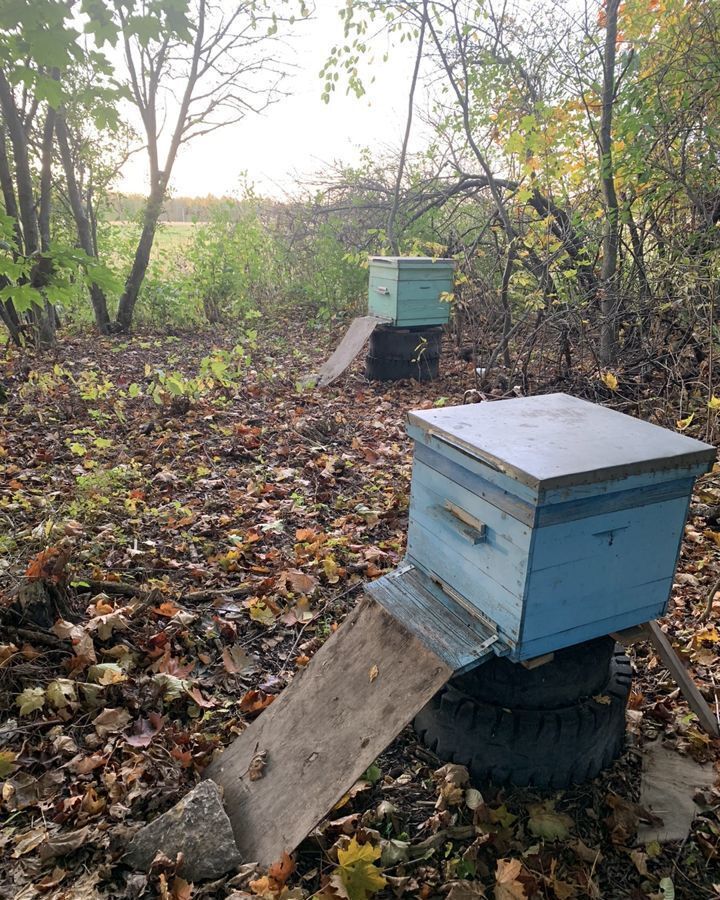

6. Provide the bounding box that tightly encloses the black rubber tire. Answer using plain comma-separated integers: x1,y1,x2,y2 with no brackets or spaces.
366,353,440,382
451,636,616,709
414,649,632,789
369,326,443,360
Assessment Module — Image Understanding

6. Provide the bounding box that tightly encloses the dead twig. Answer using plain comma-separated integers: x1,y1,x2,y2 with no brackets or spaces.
701,572,720,622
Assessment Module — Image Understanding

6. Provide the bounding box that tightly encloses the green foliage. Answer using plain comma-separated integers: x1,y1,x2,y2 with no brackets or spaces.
69,464,135,522
279,219,368,320
183,204,279,323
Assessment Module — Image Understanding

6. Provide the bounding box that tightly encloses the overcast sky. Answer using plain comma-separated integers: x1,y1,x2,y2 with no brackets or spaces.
117,2,430,199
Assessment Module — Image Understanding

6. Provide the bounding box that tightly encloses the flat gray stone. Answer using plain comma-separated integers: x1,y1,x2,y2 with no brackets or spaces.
125,780,243,880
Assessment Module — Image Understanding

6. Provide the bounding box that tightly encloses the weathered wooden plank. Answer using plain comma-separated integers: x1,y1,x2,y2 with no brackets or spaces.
410,459,533,550
536,477,695,525
520,576,674,653
366,564,501,671
205,596,454,866
645,620,720,737
317,316,388,387
515,599,666,660
610,624,650,646
531,496,688,573
408,478,529,594
412,437,539,516
407,523,523,641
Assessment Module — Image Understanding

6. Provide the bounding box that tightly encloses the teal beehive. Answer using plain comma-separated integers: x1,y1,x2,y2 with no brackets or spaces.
369,394,715,666
368,256,454,327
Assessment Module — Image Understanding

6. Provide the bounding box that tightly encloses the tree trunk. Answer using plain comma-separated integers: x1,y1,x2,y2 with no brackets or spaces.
32,104,57,346
0,70,55,346
0,71,38,255
500,246,515,368
55,114,111,333
0,125,23,344
115,180,165,331
598,0,621,366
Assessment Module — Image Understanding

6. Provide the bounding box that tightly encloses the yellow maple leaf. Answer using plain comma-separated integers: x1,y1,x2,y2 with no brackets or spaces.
334,838,387,900
323,555,340,584
708,395,720,410
601,371,618,391
676,412,694,431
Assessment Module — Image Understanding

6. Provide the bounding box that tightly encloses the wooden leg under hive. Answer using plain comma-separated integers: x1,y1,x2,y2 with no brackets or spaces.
612,620,719,737
205,595,454,866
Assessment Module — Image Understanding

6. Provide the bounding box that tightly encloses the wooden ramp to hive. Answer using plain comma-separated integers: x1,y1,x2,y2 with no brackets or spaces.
204,570,719,867
205,575,498,867
316,315,390,387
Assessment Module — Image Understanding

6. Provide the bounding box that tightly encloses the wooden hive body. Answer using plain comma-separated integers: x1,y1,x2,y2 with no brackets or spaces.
404,394,715,662
367,256,454,327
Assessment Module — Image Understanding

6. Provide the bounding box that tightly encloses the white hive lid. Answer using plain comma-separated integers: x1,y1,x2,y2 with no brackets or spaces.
408,393,716,491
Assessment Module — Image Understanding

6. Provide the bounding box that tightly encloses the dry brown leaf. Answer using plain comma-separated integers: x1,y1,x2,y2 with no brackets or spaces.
494,858,528,900
282,569,319,595
268,851,295,887
223,644,255,674
93,707,131,738
68,753,108,775
25,546,68,583
38,826,91,860
12,826,47,858
81,785,106,816
240,689,275,714
125,712,165,748
445,882,486,900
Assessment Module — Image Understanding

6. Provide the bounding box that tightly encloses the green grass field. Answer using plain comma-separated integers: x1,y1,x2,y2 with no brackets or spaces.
109,220,197,252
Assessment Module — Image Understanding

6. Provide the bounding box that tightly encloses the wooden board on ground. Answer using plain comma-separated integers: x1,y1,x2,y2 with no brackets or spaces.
316,315,389,387
205,595,454,866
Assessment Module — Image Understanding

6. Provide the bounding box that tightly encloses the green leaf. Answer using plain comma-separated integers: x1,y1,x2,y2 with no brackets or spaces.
16,686,46,716
363,763,382,784
527,801,574,841
47,679,77,709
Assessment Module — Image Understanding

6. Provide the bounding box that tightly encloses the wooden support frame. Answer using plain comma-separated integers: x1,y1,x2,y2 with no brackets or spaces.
521,652,555,670
611,621,720,737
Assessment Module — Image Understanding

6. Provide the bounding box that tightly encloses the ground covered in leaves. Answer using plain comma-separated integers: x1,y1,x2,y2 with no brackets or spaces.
1,318,719,900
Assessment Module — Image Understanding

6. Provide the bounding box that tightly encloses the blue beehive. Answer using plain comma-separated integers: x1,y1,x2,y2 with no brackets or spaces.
368,257,454,327
370,394,715,665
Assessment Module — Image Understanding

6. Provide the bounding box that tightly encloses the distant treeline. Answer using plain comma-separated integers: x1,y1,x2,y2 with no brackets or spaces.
108,193,247,223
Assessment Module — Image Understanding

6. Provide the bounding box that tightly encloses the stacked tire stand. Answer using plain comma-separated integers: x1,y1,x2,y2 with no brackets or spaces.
365,256,455,382
367,324,443,382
